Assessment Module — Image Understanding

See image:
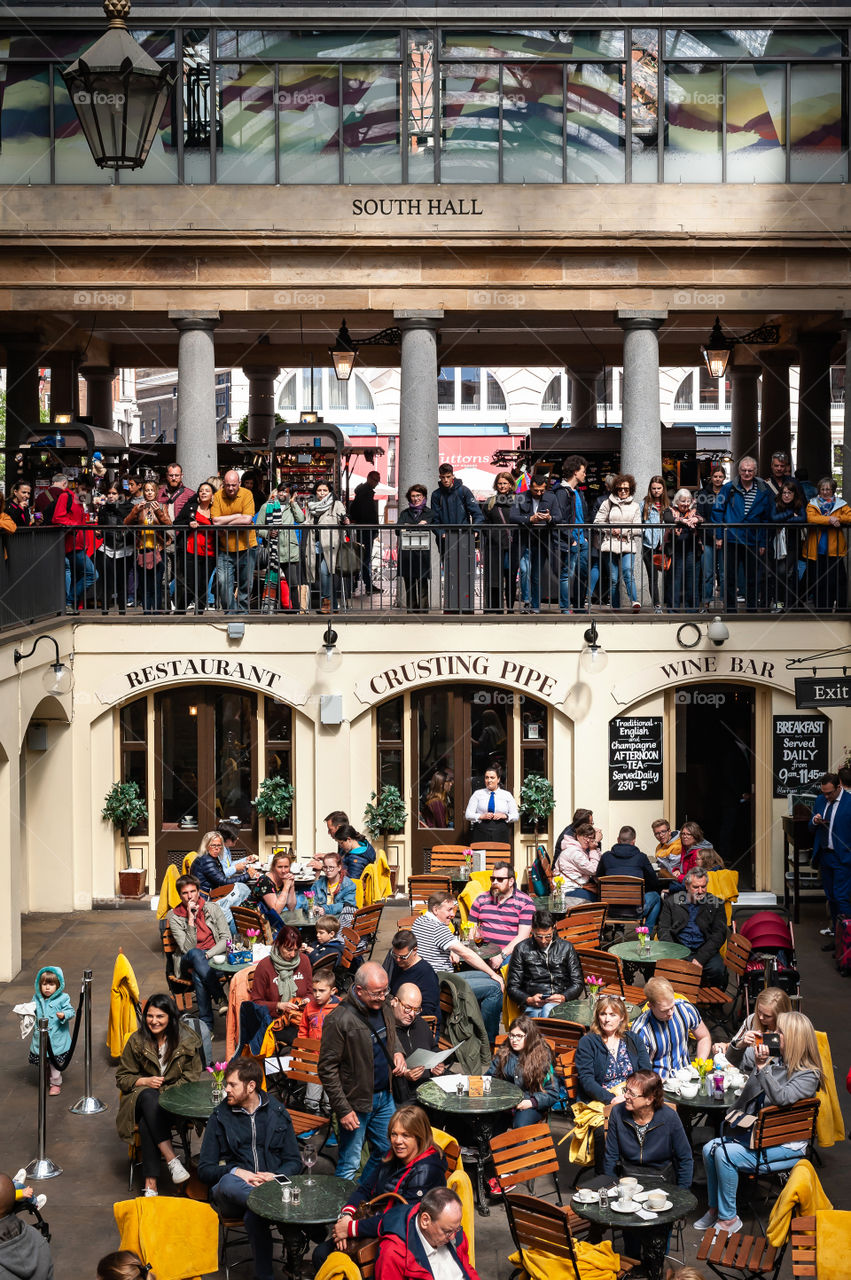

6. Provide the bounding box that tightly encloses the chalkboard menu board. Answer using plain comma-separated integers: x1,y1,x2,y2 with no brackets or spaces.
772,716,830,798
609,717,664,800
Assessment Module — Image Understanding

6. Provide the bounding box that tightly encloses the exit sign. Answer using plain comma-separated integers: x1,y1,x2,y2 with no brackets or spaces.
795,676,851,708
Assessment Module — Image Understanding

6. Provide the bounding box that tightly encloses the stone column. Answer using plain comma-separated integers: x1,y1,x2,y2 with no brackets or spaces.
796,331,838,482
4,340,42,454
728,363,762,463
757,350,793,473
81,366,116,432
617,310,667,495
394,310,443,501
569,367,600,432
170,311,221,489
49,351,80,420
243,364,280,445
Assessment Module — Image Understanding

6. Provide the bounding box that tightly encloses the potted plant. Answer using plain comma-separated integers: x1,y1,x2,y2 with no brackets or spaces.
519,773,555,843
363,785,408,850
102,781,149,898
252,776,295,841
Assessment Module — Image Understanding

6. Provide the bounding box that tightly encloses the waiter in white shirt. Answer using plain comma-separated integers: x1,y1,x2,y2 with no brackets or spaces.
464,765,519,848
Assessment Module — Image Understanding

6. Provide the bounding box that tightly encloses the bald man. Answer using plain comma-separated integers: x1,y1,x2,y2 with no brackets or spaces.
0,1173,54,1279
211,469,258,613
318,961,407,1183
390,982,448,1104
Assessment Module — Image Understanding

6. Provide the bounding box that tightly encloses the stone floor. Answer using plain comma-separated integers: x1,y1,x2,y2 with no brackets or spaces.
0,899,848,1279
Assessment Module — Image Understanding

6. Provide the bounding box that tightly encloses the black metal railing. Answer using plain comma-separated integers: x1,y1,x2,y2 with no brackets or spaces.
5,520,846,619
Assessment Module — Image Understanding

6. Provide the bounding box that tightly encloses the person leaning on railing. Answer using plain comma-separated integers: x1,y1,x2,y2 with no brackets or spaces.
709,456,773,612
123,481,171,613
593,473,643,612
396,485,435,613
804,475,851,612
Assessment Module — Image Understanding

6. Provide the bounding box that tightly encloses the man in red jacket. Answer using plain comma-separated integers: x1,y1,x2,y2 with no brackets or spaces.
376,1188,480,1280
47,474,98,608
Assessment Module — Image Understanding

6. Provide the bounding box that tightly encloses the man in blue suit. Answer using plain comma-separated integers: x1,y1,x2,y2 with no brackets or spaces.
809,772,851,944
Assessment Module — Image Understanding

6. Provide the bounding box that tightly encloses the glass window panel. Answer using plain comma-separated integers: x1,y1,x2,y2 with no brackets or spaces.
566,63,625,183
414,690,454,830
302,368,323,410
442,30,624,60
470,691,508,784
183,30,211,183
342,64,401,183
726,64,785,183
217,63,274,182
328,375,348,411
161,690,199,827
502,63,563,183
53,76,112,184
215,30,400,61
121,749,149,833
440,63,499,183
266,699,292,742
0,30,174,61
121,698,147,744
0,63,50,183
522,697,548,742
632,29,659,182
674,373,694,410
279,374,297,411
279,64,340,184
120,84,177,184
460,367,480,408
437,369,455,407
378,697,403,742
354,375,374,410
487,373,506,409
542,375,561,410
408,31,435,182
379,748,403,794
699,366,719,408
664,63,722,183
216,692,254,826
790,64,845,182
665,28,842,59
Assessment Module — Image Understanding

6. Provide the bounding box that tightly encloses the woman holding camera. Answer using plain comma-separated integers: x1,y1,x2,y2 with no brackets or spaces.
697,1010,822,1236
123,480,171,612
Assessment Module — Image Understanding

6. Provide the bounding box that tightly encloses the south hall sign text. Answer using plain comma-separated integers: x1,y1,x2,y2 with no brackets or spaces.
353,197,484,217
356,653,565,705
96,657,308,707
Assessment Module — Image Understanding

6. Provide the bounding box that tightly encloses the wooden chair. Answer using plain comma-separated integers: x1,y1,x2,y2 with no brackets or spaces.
161,924,195,1012
555,1046,580,1102
742,1100,820,1216
470,842,511,868
696,1223,784,1280
232,904,273,945
536,1018,585,1060
396,910,425,930
653,958,728,1010
702,932,753,1021
278,1037,332,1144
596,876,645,939
334,927,361,989
789,1214,816,1280
556,905,608,948
489,1121,564,1204
350,903,384,960
428,848,468,873
408,875,451,910
503,1192,638,1279
575,946,646,1006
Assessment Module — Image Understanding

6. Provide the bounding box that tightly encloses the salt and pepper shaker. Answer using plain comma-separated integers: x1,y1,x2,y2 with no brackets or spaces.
291,1185,301,1206
598,1188,610,1213
281,1184,292,1204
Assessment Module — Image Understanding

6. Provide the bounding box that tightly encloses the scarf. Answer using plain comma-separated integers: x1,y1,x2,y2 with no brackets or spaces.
270,948,300,1000
817,496,835,555
407,498,425,514
308,493,335,518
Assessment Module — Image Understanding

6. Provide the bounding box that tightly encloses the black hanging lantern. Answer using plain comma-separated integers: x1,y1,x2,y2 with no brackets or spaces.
61,0,174,170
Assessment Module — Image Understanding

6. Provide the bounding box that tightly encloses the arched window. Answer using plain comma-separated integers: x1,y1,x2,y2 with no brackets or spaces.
542,375,561,411
674,373,693,410
486,372,506,409
278,373,297,411
354,375,374,410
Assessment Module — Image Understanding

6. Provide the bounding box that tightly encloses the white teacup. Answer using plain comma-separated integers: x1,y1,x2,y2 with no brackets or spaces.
646,1190,667,1211
679,1082,699,1099
665,1078,681,1095
618,1178,638,1199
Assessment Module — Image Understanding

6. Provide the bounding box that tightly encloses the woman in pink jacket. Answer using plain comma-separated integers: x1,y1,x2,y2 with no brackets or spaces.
554,821,600,901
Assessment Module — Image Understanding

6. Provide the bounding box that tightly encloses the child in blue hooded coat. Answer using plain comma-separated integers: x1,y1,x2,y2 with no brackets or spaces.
28,965,75,1094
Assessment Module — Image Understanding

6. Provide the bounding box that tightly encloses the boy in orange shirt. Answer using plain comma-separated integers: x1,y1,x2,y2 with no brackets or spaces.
298,971,339,1111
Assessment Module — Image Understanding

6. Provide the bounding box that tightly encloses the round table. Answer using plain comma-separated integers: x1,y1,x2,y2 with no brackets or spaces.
572,1182,697,1280
159,1078,220,1162
280,909,319,939
665,1082,742,1140
416,1078,522,1216
210,956,257,975
608,940,689,982
249,1174,356,1279
546,998,641,1027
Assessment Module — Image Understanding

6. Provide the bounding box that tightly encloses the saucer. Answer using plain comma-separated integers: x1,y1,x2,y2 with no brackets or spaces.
611,1202,640,1214
644,1199,672,1212
572,1191,599,1204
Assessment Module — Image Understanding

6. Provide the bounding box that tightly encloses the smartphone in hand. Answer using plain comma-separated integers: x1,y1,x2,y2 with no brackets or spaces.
763,1032,781,1057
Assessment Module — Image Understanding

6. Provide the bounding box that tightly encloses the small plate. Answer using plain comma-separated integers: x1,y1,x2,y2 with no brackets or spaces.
611,1202,640,1214
643,1200,673,1213
572,1191,599,1205
617,1183,643,1195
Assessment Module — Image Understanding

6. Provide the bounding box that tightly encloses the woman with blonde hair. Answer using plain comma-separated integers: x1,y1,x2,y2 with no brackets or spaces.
697,1010,822,1236
641,474,671,613
714,987,792,1057
594,472,643,611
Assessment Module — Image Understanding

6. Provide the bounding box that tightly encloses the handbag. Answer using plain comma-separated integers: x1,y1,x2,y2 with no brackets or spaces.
337,538,362,574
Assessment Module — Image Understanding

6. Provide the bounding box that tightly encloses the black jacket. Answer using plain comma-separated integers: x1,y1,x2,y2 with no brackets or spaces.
319,992,398,1119
509,490,558,546
384,955,440,1020
575,1030,652,1103
429,479,483,527
657,891,727,967
393,1016,439,1104
349,481,379,525
344,1146,448,1238
597,843,661,891
198,1092,301,1184
193,851,249,893
604,1102,693,1186
506,936,584,1007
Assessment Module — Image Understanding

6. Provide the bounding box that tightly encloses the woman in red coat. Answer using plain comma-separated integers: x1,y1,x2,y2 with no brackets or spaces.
376,1190,480,1280
250,925,312,1043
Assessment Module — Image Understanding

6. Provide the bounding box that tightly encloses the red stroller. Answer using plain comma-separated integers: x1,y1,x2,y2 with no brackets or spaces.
735,909,801,1011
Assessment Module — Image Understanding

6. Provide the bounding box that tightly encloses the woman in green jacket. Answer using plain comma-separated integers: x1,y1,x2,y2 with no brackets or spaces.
115,993,202,1196
256,486,306,613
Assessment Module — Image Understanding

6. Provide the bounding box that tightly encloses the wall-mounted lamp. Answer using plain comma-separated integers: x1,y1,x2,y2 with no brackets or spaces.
701,314,779,380
676,618,730,649
579,620,608,673
323,621,339,662
330,317,401,382
13,633,74,695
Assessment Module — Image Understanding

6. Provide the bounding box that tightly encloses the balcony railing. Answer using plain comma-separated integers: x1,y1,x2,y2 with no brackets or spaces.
4,518,844,621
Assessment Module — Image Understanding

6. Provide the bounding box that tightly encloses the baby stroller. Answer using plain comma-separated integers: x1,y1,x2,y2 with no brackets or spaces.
733,906,801,1012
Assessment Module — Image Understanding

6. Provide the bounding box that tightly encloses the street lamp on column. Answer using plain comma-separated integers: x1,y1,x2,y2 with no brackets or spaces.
701,315,780,380
330,319,401,382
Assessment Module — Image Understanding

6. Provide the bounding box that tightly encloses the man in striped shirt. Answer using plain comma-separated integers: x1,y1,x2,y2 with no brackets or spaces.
631,977,712,1078
468,862,535,972
412,892,505,1042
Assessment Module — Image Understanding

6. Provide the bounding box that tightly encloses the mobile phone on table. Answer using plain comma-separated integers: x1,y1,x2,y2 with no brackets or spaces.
272,1174,292,1185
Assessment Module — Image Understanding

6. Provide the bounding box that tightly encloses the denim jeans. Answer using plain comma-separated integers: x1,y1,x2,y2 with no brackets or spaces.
517,548,531,604
559,542,588,611
179,947,224,1030
334,1088,396,1182
642,891,662,932
526,1001,562,1018
462,971,504,1042
212,1172,277,1280
610,552,637,607
702,1135,803,1220
217,548,257,612
65,550,98,605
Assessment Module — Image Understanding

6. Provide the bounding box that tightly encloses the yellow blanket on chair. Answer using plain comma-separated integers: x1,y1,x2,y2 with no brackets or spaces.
509,1240,621,1280
569,1099,606,1166
815,1030,845,1148
113,1196,219,1280
766,1159,832,1247
315,1252,363,1280
106,951,140,1058
816,1209,851,1280
156,864,182,919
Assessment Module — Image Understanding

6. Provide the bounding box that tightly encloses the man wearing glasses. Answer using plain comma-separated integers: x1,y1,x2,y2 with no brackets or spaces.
710,454,772,611
384,929,440,1020
376,1187,480,1280
412,893,505,1042
468,861,536,975
506,909,584,1018
318,962,407,1182
390,983,448,1103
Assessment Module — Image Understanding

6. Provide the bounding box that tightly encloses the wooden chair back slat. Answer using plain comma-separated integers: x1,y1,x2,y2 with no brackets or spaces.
575,947,626,997
653,958,704,1002
724,933,753,979
754,1100,819,1150
232,904,273,945
597,876,645,911
469,844,511,867
408,875,451,908
535,1018,585,1057
790,1215,817,1279
337,927,361,971
430,852,466,871
430,845,469,855
556,917,604,948
490,1123,561,1187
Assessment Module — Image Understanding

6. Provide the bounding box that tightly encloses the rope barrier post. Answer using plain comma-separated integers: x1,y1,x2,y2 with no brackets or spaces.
69,968,108,1115
25,1018,62,1179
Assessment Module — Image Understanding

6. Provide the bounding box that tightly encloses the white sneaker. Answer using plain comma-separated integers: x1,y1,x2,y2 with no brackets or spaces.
693,1210,718,1230
13,1169,26,1185
168,1157,191,1185
34,1195,47,1212
143,1187,158,1197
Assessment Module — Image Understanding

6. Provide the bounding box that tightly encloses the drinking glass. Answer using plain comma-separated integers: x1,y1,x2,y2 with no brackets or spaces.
302,1142,317,1185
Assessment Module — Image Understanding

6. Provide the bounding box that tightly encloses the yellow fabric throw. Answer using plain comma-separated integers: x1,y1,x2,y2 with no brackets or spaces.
113,1196,219,1280
706,869,739,926
447,1167,476,1265
815,1210,851,1280
815,1031,845,1148
458,875,489,925
569,1099,606,1165
502,962,521,1031
181,851,197,876
156,864,182,919
509,1239,621,1280
106,951,140,1058
314,1251,363,1280
766,1159,832,1246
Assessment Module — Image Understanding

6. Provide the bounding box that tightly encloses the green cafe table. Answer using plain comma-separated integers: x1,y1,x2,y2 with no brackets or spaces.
608,939,690,982
571,1181,697,1280
547,998,641,1027
249,1174,356,1280
210,955,257,976
159,1077,220,1160
417,1078,522,1216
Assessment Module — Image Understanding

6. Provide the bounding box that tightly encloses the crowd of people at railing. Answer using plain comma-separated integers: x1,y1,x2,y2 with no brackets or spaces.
2,448,848,616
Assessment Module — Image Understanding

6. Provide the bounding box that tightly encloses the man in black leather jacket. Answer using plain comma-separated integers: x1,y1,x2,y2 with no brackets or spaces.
657,867,727,987
506,909,584,1017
